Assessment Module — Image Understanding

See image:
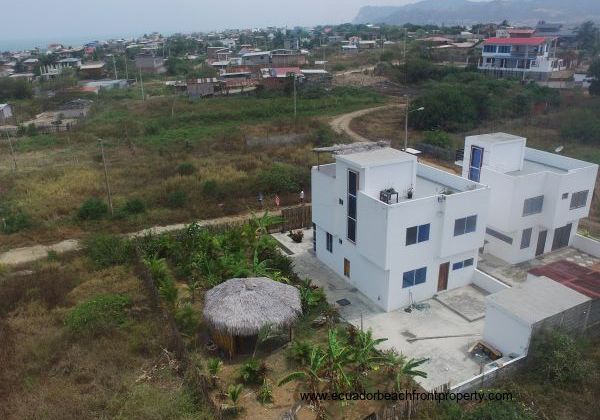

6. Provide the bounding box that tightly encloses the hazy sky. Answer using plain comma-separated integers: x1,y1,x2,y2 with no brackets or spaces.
1,0,417,41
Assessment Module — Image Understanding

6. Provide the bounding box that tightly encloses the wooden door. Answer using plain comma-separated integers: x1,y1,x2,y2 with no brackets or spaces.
437,262,449,292
343,258,350,278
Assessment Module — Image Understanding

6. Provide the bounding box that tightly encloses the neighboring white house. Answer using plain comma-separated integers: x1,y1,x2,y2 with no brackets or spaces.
483,275,590,357
461,133,599,264
312,145,490,312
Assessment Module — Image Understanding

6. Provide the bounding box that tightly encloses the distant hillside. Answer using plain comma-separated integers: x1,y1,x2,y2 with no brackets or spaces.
354,0,600,26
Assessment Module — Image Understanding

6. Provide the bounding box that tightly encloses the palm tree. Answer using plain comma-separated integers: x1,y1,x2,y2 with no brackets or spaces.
323,329,353,393
227,383,244,409
278,346,327,418
382,349,428,391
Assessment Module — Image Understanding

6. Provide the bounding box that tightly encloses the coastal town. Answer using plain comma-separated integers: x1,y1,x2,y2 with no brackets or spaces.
1,3,600,420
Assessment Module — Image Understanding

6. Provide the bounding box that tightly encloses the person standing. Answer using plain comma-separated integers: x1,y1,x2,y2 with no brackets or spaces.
299,189,305,205
257,192,264,207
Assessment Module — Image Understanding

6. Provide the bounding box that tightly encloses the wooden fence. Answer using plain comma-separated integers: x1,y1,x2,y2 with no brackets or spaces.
278,205,312,232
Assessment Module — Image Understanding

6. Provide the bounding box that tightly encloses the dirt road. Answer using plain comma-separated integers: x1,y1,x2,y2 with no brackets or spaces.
329,104,401,143
0,208,293,266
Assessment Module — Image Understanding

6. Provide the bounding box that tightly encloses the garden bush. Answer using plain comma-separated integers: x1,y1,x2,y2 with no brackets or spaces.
239,358,268,385
166,189,188,208
1,210,32,234
122,197,146,215
174,303,199,335
423,130,452,149
65,294,131,335
177,162,197,176
257,163,308,193
78,197,109,220
85,234,134,269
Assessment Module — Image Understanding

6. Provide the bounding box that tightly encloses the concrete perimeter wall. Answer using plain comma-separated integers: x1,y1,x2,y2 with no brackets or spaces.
473,269,510,294
572,234,600,258
450,355,527,394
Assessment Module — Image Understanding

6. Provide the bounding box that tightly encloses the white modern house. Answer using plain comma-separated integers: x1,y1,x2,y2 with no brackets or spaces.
312,145,490,312
461,133,598,264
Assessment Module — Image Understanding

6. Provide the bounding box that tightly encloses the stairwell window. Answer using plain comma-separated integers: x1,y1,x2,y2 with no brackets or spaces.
406,223,430,245
520,228,533,249
347,170,358,243
326,232,333,253
454,215,477,236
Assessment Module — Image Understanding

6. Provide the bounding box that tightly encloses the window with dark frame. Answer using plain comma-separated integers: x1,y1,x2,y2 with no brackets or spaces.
347,170,358,243
406,223,430,245
402,267,427,288
522,195,544,216
454,215,477,236
452,258,474,271
326,232,333,253
570,190,589,210
312,223,316,253
520,228,533,249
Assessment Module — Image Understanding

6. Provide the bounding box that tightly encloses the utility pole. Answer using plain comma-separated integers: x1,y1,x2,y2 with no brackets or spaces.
403,27,407,63
139,67,145,100
112,54,118,80
98,139,114,216
293,73,297,119
124,54,129,80
5,131,17,171
404,95,409,152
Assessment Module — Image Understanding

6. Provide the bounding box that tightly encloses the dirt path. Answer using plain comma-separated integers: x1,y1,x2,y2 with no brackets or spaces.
0,207,293,266
329,104,401,143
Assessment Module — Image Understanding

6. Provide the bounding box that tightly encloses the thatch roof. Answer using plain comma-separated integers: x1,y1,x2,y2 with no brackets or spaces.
203,277,302,336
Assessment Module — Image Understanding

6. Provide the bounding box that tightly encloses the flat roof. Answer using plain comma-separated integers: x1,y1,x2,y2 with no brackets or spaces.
467,132,525,145
336,147,414,168
484,37,552,46
529,260,600,299
487,276,589,326
506,159,567,176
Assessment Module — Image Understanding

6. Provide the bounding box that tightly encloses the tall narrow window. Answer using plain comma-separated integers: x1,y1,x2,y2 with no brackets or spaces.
312,223,316,253
468,146,483,182
347,170,358,243
520,228,533,249
326,232,333,253
344,258,350,278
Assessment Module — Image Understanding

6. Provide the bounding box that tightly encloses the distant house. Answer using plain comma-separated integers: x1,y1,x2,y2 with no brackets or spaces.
79,62,106,79
478,36,563,81
0,104,14,125
341,45,358,54
534,21,577,43
271,49,307,67
207,46,229,60
327,35,344,45
241,51,271,66
57,57,82,68
187,78,220,97
284,38,300,50
57,99,93,119
135,54,166,74
358,40,377,50
301,69,332,89
22,58,39,72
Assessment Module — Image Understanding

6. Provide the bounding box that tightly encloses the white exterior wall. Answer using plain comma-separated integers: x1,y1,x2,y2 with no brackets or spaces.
483,302,531,356
462,135,599,264
311,158,490,312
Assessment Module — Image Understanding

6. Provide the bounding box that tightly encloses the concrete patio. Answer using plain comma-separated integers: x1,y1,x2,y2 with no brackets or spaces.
272,229,489,390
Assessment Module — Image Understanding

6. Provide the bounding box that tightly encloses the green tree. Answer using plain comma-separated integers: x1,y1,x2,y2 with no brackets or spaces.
588,58,600,96
576,21,599,53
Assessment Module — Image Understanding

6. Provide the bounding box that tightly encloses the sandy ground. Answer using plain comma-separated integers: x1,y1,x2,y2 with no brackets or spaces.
329,104,401,143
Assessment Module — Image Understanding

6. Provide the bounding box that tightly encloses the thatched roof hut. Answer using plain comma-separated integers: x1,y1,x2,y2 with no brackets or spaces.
203,277,302,357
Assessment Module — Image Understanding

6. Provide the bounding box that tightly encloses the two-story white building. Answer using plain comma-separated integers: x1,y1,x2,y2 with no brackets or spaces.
461,133,598,264
312,145,490,312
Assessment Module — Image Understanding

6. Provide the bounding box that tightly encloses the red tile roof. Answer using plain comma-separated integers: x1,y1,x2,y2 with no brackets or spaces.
484,37,551,46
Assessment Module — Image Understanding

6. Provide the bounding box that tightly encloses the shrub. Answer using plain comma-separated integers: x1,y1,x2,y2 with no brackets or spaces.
201,179,224,199
207,358,222,376
239,358,268,385
65,294,131,335
174,303,199,335
166,189,188,208
177,162,197,176
257,379,274,405
257,163,307,193
1,210,32,234
78,197,108,220
528,329,590,384
122,197,146,215
423,130,452,149
463,392,534,420
85,234,134,269
288,340,314,365
560,109,600,145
